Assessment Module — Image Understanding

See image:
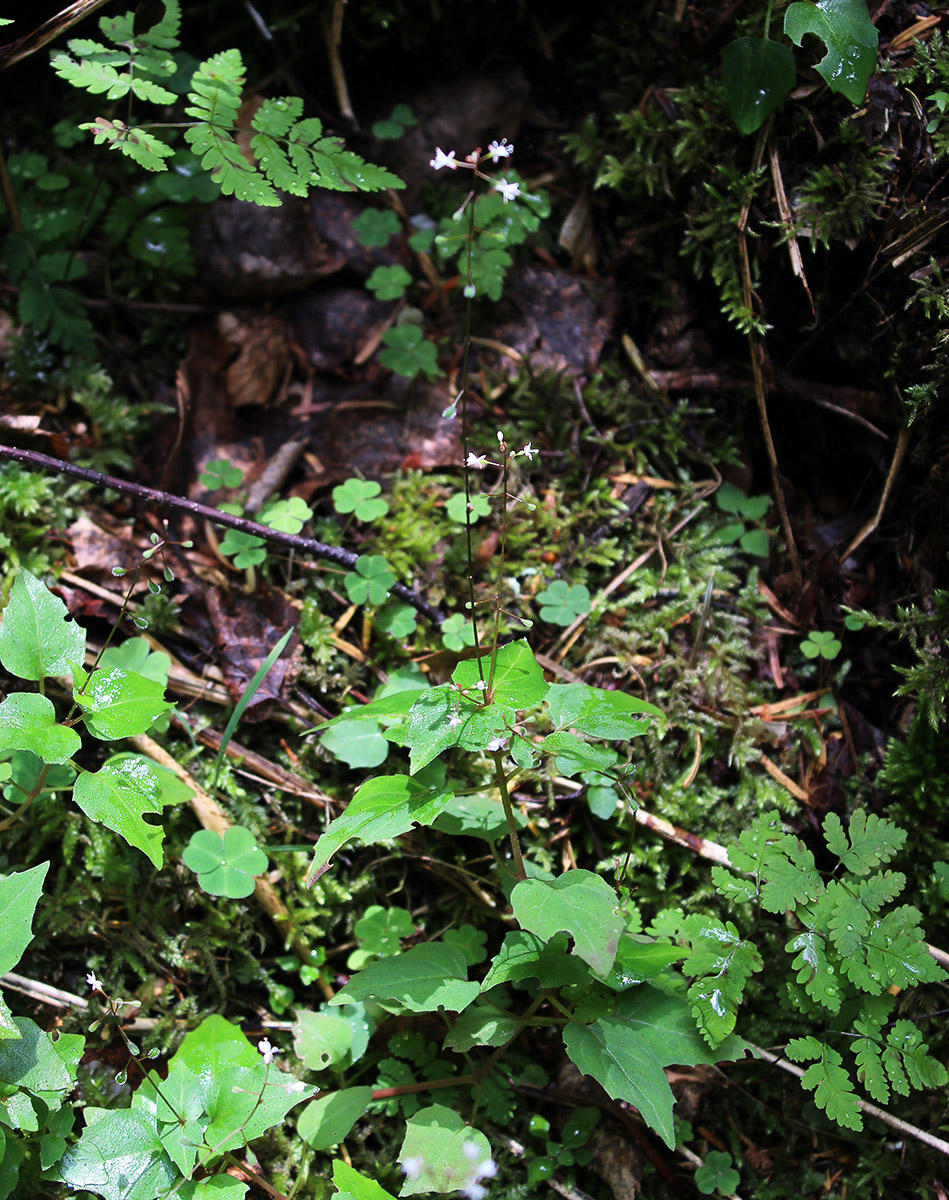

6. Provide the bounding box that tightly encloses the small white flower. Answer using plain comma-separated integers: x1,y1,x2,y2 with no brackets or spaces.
474,680,487,691
496,430,506,446
493,178,521,203
430,147,459,171
520,442,536,461
401,1157,424,1180
287,1079,307,1092
466,452,488,469
448,715,463,729
86,971,102,992
463,1186,487,1200
258,1037,274,1065
486,138,513,162
486,736,507,753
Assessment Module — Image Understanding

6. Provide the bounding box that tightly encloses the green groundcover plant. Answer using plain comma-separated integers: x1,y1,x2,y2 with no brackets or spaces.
1,27,947,1189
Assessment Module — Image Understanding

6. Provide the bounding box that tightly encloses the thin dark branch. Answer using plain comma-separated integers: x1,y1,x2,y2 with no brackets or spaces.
0,443,444,625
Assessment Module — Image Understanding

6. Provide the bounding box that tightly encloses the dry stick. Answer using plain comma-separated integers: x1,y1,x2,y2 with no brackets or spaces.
737,124,801,592
842,421,911,562
0,443,443,625
0,0,110,70
750,1043,949,1158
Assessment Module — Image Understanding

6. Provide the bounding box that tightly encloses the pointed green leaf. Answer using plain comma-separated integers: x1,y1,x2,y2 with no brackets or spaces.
511,871,625,976
404,686,514,774
480,931,592,992
73,758,164,868
544,681,662,739
452,639,548,709
0,693,81,765
0,570,86,681
562,988,748,1149
722,37,796,134
784,0,878,104
72,665,174,740
330,943,479,1013
305,775,454,883
398,1105,492,1198
298,1087,374,1150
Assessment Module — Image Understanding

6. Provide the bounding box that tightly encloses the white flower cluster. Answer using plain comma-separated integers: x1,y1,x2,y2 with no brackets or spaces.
465,438,536,472
429,139,520,203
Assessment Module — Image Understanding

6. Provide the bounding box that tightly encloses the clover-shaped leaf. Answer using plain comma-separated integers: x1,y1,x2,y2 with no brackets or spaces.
444,924,488,966
801,630,841,660
344,555,396,605
445,492,491,524
260,497,313,534
366,264,412,301
694,1150,740,1196
354,904,415,956
441,613,477,652
372,103,417,140
376,603,417,639
218,529,267,568
200,459,242,489
378,325,440,379
332,479,389,521
352,208,400,247
536,580,592,625
182,826,268,898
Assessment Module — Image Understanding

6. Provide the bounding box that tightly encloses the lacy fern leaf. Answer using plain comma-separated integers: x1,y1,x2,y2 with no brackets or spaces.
80,119,174,172
822,810,906,874
681,915,762,1046
786,1037,862,1131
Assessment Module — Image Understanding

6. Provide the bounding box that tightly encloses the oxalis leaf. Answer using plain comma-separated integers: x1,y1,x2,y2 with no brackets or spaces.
305,775,454,883
562,987,749,1149
784,0,878,105
511,871,625,977
182,826,268,899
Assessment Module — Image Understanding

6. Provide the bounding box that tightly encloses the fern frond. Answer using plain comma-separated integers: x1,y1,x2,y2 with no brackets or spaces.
681,915,762,1046
101,0,182,50
823,810,906,874
80,119,174,171
786,929,843,1012
786,1037,862,1131
184,49,243,126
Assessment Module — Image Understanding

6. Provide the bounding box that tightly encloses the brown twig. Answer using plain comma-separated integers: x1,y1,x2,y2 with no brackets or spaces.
0,443,444,624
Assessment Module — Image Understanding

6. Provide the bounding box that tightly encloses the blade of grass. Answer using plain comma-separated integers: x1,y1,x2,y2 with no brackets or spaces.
212,629,293,791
